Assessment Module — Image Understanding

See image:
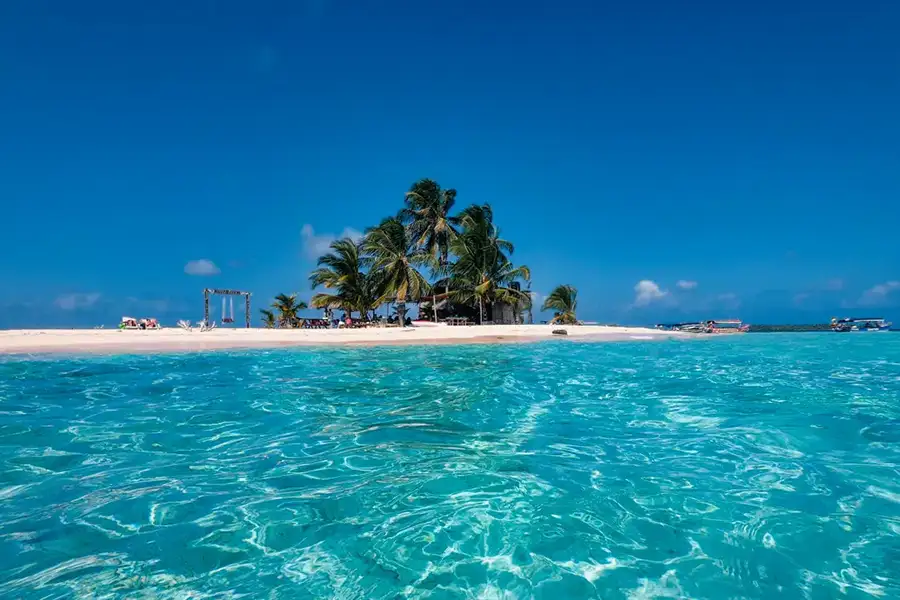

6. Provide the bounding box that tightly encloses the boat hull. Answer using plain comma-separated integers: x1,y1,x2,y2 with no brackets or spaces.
709,324,751,334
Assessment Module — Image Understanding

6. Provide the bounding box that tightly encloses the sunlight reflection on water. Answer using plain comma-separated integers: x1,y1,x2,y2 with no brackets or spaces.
1,335,899,598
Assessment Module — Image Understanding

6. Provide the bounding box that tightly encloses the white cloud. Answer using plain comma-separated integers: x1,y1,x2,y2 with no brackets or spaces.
529,291,545,308
55,293,101,311
633,280,668,306
301,224,363,259
184,259,220,276
858,281,900,306
676,280,697,290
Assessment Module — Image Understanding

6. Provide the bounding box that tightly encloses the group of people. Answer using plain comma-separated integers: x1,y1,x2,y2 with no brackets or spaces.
299,310,412,329
120,317,160,330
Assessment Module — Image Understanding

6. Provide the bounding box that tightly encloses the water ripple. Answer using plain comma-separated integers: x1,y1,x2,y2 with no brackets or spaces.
2,335,900,598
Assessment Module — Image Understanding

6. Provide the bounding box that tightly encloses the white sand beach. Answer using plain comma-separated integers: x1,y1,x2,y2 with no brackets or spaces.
0,324,684,354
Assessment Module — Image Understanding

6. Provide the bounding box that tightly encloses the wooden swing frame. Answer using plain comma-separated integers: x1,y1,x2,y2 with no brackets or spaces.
203,288,251,328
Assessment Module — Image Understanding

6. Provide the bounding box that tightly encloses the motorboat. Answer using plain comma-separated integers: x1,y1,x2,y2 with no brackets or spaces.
831,317,892,332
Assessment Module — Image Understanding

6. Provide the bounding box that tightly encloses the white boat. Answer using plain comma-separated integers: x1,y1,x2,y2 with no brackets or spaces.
656,322,705,333
655,320,749,334
831,317,892,332
412,320,443,327
705,319,750,334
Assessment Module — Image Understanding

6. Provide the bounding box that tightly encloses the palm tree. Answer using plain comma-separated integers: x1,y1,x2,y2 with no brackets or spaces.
259,308,276,329
542,285,578,324
403,179,458,321
450,257,531,325
272,293,307,328
455,204,515,261
449,204,530,324
361,268,388,319
309,238,367,318
363,216,432,326
521,283,534,325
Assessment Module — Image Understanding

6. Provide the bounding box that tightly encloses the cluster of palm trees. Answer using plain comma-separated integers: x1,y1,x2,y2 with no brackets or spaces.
259,178,580,327
309,178,534,325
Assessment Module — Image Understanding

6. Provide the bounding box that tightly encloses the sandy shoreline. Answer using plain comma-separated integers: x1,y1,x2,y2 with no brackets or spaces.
0,324,685,355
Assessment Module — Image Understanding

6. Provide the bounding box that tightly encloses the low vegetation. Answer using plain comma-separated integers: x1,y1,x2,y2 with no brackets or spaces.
749,324,832,332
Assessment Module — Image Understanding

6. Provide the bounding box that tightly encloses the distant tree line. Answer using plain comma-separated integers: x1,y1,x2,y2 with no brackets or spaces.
749,324,833,333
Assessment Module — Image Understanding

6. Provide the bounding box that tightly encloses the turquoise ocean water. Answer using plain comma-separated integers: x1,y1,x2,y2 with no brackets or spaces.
2,334,900,598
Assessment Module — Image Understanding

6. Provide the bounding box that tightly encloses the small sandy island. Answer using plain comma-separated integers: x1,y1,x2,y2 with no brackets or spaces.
0,324,686,355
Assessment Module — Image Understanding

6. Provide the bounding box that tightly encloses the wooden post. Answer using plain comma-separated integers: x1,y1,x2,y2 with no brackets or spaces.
245,293,251,328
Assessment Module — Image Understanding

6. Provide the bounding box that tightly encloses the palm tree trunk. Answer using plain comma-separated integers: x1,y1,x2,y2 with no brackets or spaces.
398,300,407,327
444,284,449,318
434,253,444,323
478,297,483,325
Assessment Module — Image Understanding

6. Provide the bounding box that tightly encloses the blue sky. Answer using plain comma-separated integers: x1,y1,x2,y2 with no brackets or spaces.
1,0,898,327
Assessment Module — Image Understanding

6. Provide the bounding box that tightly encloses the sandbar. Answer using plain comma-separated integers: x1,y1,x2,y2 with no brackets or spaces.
0,324,685,355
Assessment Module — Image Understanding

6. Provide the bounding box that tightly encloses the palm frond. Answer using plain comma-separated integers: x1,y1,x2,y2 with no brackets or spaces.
363,216,432,305
308,236,368,316
542,285,578,324
259,308,276,328
271,293,307,328
311,292,344,310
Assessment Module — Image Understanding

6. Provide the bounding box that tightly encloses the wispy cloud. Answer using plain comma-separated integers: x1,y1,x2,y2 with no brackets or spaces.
790,278,845,308
184,259,220,276
858,281,900,307
633,280,668,306
55,293,101,311
529,291,546,309
125,297,174,314
301,224,363,260
676,280,697,290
